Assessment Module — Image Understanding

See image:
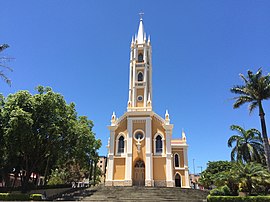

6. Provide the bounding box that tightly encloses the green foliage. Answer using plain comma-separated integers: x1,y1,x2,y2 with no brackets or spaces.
0,86,101,191
47,168,67,185
210,185,231,196
235,162,270,195
0,193,43,201
231,68,270,171
207,195,270,202
0,193,29,201
201,160,270,196
228,125,265,164
199,161,233,189
29,194,43,201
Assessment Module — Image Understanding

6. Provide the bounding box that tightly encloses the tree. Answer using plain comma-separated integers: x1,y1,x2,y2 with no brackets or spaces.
0,86,101,191
231,69,270,171
199,161,233,189
235,162,270,195
0,44,12,85
228,125,265,164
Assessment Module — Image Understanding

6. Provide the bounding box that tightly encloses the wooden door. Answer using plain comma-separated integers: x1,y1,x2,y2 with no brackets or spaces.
133,160,145,186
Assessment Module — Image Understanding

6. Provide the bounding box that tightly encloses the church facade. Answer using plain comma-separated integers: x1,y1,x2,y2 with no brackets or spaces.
105,18,190,188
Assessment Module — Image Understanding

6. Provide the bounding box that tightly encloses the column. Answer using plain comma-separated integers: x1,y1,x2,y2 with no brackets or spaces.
105,126,117,186
145,117,153,186
165,125,174,187
125,118,133,186
183,147,190,188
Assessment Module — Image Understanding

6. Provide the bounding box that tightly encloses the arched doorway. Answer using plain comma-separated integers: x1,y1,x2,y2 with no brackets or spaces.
133,160,145,186
175,173,181,187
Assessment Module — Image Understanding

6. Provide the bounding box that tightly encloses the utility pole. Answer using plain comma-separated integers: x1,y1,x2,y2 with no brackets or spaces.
197,166,203,174
193,159,195,174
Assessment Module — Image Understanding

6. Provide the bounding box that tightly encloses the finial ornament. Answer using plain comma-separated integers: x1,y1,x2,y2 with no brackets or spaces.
111,111,116,125
165,110,170,124
139,12,144,20
182,129,186,141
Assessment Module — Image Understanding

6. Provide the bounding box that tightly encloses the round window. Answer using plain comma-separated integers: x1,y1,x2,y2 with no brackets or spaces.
137,96,143,101
134,131,144,141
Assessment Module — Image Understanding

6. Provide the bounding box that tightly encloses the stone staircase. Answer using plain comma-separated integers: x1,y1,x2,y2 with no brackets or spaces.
56,186,209,201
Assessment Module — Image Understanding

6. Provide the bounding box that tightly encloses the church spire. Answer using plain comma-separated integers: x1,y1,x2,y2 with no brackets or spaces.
127,15,152,112
137,14,145,44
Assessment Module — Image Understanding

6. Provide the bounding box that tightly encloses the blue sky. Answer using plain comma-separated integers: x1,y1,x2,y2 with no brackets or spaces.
1,1,270,173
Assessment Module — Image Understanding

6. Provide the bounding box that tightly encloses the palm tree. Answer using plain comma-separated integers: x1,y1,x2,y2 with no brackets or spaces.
228,125,265,164
235,162,270,195
231,69,270,171
0,44,12,85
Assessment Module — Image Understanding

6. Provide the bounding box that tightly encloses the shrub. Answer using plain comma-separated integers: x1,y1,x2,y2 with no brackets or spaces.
210,185,231,196
207,195,270,202
0,193,29,201
0,193,9,201
30,193,43,201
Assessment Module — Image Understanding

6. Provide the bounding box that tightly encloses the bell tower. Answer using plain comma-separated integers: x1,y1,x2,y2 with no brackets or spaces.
127,16,152,112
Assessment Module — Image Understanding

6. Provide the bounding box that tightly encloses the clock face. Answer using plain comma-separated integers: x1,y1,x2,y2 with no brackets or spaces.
137,95,143,101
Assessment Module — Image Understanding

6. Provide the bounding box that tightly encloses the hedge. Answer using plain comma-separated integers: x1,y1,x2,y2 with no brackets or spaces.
207,195,270,202
0,193,43,201
0,183,72,192
30,193,43,201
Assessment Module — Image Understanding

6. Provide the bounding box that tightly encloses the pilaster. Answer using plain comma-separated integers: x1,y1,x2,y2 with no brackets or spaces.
106,125,117,185
125,118,133,185
164,124,174,187
183,147,190,188
145,117,153,186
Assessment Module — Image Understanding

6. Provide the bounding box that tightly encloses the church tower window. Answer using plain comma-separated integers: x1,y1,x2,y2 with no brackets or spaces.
174,153,180,168
138,53,143,62
138,72,143,82
118,136,125,154
155,135,163,154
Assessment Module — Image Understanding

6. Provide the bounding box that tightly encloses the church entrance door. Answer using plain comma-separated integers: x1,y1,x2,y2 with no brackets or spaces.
175,173,181,187
133,160,145,186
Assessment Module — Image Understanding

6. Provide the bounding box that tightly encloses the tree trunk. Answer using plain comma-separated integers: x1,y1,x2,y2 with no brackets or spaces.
89,159,93,186
93,161,97,186
43,157,50,185
258,102,270,171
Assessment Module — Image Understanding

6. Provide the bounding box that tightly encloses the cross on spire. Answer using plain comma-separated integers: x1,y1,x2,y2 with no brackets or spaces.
139,12,144,20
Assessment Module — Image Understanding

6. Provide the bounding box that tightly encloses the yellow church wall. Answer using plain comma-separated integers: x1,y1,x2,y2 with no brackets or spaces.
113,158,126,180
152,118,166,154
133,122,146,133
153,157,166,180
132,122,146,169
114,118,127,155
115,118,127,136
132,139,146,178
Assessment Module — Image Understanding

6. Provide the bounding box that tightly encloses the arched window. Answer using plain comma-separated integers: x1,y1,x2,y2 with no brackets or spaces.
118,136,124,153
138,72,143,82
138,53,143,62
175,153,180,168
156,135,162,154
